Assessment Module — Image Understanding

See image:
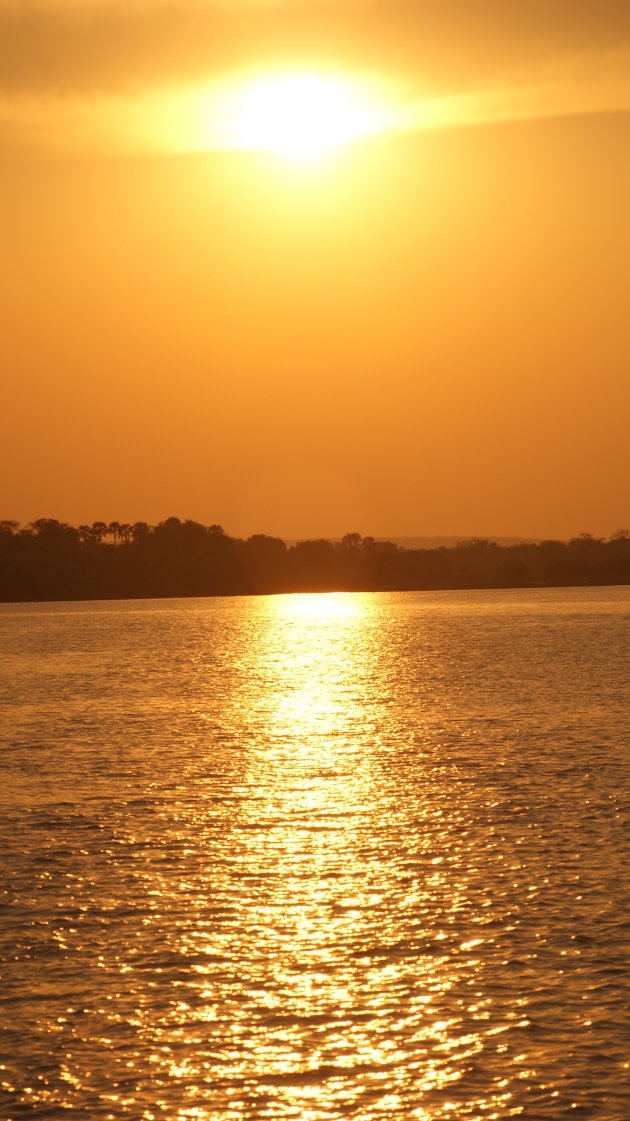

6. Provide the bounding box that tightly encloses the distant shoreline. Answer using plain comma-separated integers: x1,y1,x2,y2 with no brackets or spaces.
3,583,630,609
2,519,630,604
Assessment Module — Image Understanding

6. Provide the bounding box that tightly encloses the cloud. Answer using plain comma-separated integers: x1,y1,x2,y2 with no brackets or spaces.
1,0,630,96
2,1,630,158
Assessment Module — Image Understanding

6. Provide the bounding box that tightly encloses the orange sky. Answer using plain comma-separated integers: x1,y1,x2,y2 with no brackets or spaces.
1,1,629,539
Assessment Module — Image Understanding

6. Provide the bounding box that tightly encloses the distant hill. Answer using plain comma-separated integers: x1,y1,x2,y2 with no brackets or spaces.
285,536,541,549
380,536,541,550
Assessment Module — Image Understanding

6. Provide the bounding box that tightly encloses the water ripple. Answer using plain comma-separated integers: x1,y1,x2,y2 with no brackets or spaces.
1,588,629,1118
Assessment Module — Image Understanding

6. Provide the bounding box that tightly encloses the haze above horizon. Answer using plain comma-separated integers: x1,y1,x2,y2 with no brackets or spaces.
2,1,629,539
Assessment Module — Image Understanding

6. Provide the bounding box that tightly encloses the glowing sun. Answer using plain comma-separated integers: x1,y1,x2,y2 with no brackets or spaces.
227,72,386,160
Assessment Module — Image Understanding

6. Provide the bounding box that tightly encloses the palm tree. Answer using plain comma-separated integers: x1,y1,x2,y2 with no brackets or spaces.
108,521,122,546
91,521,108,545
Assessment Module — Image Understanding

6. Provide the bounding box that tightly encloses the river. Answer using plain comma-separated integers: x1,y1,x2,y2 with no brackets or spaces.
1,588,629,1119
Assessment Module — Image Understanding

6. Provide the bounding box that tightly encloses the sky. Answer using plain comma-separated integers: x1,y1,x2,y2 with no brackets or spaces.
2,0,630,540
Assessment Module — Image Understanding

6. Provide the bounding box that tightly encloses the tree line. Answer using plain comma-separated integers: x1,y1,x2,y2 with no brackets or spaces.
1,518,630,603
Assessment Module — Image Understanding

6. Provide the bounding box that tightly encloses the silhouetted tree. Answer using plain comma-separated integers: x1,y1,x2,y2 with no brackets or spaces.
91,521,108,545
495,560,530,587
240,535,288,593
2,518,630,603
131,522,150,544
342,532,362,548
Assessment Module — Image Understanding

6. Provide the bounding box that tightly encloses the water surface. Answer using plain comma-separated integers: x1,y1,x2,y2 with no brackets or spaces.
1,588,629,1119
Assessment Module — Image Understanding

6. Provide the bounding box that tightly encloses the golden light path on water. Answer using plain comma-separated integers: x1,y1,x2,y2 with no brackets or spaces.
1,589,630,1119
153,592,503,1118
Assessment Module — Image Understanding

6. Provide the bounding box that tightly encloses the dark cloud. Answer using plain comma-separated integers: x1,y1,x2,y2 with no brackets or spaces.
1,0,630,96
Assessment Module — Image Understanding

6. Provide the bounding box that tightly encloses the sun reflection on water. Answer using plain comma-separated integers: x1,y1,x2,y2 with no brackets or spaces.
158,592,491,1115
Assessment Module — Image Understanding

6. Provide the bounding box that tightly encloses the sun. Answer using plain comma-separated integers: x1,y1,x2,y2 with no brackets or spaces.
226,71,386,160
